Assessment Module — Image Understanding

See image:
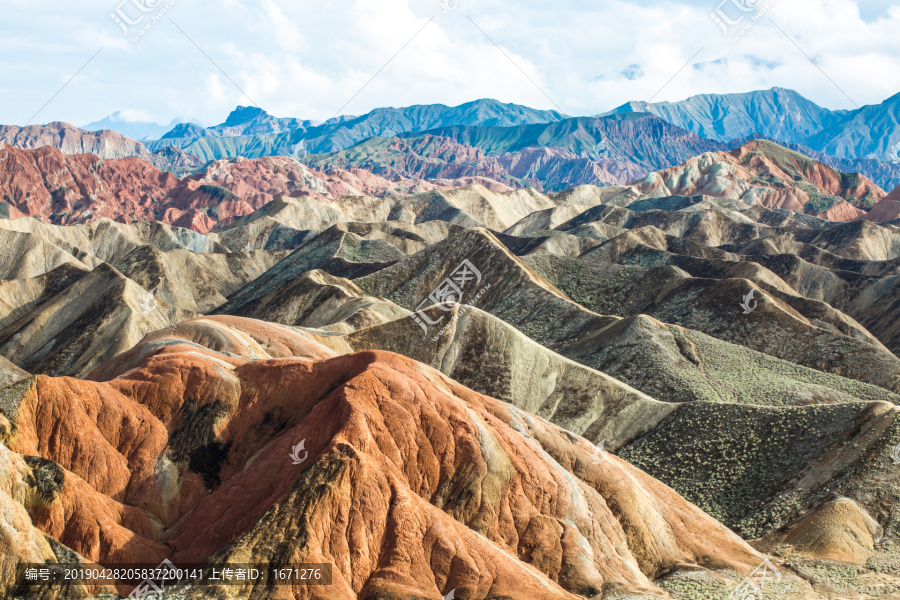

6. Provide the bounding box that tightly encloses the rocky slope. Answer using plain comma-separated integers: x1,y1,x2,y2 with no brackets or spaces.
139,145,207,177
5,168,900,597
630,140,885,218
727,134,900,195
861,184,900,223
0,146,519,233
0,122,151,159
212,193,900,547
1,317,776,599
0,145,182,226
303,133,647,191
3,136,888,242
601,88,900,191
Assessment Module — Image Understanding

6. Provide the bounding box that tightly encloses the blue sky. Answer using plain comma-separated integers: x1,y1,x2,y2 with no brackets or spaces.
0,0,898,129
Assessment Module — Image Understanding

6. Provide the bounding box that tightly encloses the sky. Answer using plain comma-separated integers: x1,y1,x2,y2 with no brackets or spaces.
0,0,898,129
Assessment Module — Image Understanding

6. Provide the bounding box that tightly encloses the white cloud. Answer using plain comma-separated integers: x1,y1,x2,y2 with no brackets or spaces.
0,0,897,128
111,108,155,121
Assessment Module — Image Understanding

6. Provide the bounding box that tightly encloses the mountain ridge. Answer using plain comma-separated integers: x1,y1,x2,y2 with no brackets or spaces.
602,87,900,164
3,169,900,597
8,91,900,192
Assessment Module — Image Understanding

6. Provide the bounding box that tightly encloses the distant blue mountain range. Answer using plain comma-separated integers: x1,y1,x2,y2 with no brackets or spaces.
600,87,900,163
140,89,900,163
146,99,568,156
83,91,900,192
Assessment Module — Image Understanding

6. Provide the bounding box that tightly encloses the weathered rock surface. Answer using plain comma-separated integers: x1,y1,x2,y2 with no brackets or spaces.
2,133,887,242
0,442,74,599
0,211,224,280
0,262,188,377
755,497,883,564
631,140,884,217
0,145,525,234
339,303,676,448
112,245,289,314
1,317,772,599
217,269,410,333
5,144,900,598
0,122,150,159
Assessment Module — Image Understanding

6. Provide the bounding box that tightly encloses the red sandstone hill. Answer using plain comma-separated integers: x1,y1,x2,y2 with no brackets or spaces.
0,145,182,225
0,140,889,237
860,182,900,223
1,316,770,599
630,140,885,220
0,146,515,233
304,133,648,191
